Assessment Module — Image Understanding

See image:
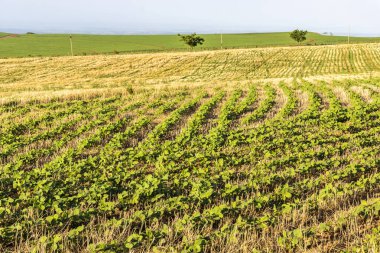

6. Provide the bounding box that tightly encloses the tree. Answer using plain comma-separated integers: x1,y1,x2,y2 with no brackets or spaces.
178,33,205,50
290,29,308,44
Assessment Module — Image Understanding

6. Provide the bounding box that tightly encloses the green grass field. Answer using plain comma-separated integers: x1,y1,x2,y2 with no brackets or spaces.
0,32,380,58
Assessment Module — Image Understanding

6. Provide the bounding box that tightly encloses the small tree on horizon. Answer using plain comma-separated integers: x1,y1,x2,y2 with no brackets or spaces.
290,29,308,44
178,33,205,50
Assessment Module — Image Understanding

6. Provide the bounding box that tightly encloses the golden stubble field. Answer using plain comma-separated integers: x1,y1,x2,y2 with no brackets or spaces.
1,43,380,102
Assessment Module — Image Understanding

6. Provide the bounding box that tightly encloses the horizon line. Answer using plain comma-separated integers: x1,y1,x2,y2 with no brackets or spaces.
1,30,380,38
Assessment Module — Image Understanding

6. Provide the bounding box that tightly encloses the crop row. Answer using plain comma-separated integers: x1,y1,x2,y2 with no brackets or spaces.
1,79,380,252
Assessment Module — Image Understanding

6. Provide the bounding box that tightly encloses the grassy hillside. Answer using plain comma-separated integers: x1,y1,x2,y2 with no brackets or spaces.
0,32,379,58
1,43,380,252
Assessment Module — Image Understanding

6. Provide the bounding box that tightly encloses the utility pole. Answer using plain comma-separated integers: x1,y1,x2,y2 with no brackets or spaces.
69,34,74,56
348,26,351,44
220,33,223,50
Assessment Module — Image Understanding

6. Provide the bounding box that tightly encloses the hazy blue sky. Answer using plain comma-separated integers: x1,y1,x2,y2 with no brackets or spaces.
1,0,380,35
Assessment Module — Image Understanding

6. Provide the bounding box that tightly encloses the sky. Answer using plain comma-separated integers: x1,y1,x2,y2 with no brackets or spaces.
1,0,380,35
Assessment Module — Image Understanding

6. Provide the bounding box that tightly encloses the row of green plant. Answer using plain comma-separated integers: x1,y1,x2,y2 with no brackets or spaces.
1,80,380,252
